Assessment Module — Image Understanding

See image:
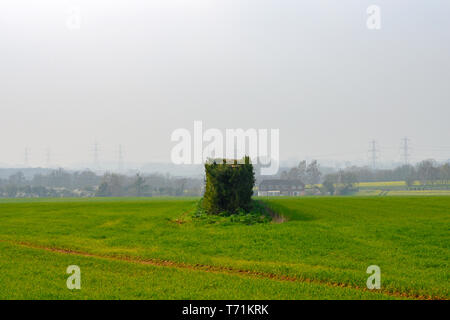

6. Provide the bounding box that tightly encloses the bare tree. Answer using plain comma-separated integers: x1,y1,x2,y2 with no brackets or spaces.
306,160,321,186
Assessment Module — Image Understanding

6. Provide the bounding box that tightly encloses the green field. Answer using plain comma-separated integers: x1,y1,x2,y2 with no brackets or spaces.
354,189,450,196
0,196,448,300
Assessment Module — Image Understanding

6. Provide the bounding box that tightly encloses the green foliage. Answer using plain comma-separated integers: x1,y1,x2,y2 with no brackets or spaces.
322,170,359,195
203,156,255,214
322,175,336,195
194,199,271,225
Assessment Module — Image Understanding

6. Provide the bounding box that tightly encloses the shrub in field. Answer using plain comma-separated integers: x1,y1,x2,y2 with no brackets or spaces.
203,157,255,214
194,199,271,225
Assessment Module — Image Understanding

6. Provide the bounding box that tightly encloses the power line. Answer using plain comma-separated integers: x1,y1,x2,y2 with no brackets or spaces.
304,151,368,159
46,148,51,168
369,140,378,169
401,137,410,165
118,144,124,172
93,142,100,170
24,148,29,167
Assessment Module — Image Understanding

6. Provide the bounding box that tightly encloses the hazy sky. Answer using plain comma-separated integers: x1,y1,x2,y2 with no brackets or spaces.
1,0,449,168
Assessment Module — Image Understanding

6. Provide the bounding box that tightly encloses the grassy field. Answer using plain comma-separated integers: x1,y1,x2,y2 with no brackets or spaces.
354,189,450,196
0,196,448,300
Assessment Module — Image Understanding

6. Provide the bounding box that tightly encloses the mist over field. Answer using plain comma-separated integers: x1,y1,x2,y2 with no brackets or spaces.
1,0,449,170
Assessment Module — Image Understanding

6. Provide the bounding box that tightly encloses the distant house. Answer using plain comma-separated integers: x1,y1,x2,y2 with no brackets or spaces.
257,179,305,196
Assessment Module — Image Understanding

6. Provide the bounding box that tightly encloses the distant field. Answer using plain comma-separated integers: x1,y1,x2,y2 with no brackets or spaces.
304,181,412,188
349,180,450,196
358,181,409,187
386,190,450,196
0,196,448,299
354,189,450,196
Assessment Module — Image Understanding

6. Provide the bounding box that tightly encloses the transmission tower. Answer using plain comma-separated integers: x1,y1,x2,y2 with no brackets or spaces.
369,140,378,170
118,144,124,172
93,142,100,169
24,148,29,167
45,148,51,168
401,137,410,165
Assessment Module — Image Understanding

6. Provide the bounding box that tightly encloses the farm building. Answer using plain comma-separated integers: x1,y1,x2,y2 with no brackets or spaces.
257,179,305,196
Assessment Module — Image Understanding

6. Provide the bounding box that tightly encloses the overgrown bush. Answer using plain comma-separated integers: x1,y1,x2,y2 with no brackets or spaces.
194,198,271,225
203,157,255,214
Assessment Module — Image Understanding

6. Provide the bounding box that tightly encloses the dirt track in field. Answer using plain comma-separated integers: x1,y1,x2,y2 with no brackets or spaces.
2,239,445,300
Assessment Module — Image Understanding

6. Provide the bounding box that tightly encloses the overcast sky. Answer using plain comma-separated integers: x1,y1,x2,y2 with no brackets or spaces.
1,0,449,168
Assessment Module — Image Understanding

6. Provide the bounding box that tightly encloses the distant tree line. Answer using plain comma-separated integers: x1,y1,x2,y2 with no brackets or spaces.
278,160,322,186
322,160,450,195
325,160,450,185
95,172,202,197
1,159,449,198
276,159,450,195
0,169,203,198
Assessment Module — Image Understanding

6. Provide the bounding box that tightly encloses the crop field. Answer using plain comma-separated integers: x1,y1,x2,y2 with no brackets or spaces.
354,189,450,196
0,196,448,300
357,181,412,187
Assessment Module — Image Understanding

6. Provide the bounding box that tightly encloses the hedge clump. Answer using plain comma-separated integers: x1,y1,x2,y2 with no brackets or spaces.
203,156,255,215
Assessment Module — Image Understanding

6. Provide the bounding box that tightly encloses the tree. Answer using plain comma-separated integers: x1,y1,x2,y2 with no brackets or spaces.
417,159,438,186
440,163,450,185
5,185,18,197
287,167,302,180
74,170,99,188
95,173,125,197
306,160,321,186
175,178,187,196
8,171,26,186
96,181,110,197
322,174,336,195
395,164,416,188
280,170,289,180
298,160,307,182
132,173,147,197
330,170,358,195
322,170,358,195
47,168,72,188
340,171,358,190
405,174,415,188
203,157,255,214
